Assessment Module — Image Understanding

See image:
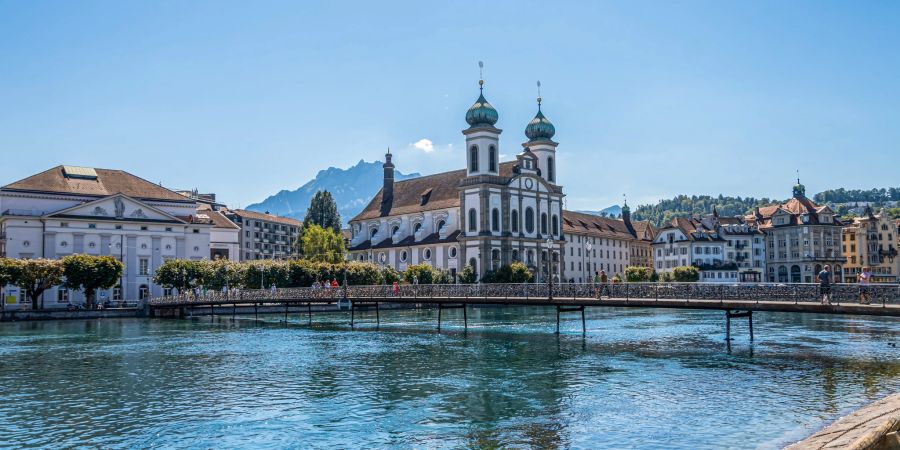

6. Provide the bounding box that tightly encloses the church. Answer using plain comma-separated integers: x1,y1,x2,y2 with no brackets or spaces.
348,77,566,282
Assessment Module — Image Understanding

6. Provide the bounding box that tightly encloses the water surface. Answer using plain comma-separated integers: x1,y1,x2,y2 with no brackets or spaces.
0,307,898,449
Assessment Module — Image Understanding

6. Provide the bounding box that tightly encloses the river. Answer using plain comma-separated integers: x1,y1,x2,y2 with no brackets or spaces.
0,307,897,449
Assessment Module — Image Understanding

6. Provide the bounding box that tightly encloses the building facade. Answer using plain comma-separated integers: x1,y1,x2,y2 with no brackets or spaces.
652,217,734,282
561,206,654,282
348,79,566,281
225,209,302,261
842,207,898,283
0,166,212,308
747,182,845,283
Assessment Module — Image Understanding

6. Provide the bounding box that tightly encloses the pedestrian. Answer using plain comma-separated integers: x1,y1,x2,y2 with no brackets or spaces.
858,267,872,304
392,281,399,297
599,270,610,299
270,283,277,297
331,279,338,289
592,271,601,298
817,265,832,304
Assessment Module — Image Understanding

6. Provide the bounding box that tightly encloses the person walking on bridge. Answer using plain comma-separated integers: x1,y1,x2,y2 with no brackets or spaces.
598,270,610,299
858,267,872,305
817,265,833,305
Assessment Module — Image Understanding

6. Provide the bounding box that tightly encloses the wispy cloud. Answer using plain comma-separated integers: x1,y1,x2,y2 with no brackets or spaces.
412,138,434,153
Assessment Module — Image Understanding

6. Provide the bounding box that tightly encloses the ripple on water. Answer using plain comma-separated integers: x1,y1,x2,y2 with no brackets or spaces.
0,309,897,449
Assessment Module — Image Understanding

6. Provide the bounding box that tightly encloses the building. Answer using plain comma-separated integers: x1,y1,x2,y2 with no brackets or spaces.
197,205,240,261
561,205,654,282
348,78,566,281
842,207,898,283
652,217,734,282
225,209,302,261
0,165,212,308
746,181,845,283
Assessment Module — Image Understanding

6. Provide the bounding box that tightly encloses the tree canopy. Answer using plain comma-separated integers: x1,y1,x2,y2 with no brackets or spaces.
301,224,345,263
303,190,342,233
14,259,64,309
60,255,124,309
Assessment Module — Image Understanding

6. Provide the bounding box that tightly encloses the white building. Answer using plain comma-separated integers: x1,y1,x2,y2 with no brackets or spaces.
0,165,212,308
348,78,566,281
652,217,733,282
562,210,652,282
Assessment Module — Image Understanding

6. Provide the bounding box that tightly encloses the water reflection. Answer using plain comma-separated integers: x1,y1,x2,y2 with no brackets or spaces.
0,307,897,449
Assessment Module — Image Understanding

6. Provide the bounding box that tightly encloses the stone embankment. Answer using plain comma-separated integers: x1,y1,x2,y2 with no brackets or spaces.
1,308,142,322
787,393,900,450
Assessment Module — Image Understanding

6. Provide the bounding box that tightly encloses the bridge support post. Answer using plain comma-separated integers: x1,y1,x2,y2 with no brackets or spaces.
725,310,753,342
437,304,442,331
351,303,355,328
556,305,587,334
307,302,312,325
748,312,754,342
376,302,380,327
254,303,258,322
284,303,288,323
232,304,236,321
463,305,467,329
210,304,215,322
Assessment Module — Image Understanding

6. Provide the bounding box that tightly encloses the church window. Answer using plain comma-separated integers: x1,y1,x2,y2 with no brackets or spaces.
547,157,555,182
512,249,519,261
391,225,399,236
436,220,446,231
491,208,500,232
525,208,535,233
541,213,548,235
468,209,477,232
489,146,497,172
370,227,378,239
470,146,479,172
551,215,559,236
413,222,422,234
511,210,519,232
449,247,457,258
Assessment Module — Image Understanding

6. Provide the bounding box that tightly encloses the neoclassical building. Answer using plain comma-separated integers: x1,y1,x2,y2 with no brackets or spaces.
348,79,566,281
746,181,845,283
0,166,213,308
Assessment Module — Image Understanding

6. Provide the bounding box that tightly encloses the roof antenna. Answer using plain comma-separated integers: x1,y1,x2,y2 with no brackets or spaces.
537,80,542,110
478,61,484,92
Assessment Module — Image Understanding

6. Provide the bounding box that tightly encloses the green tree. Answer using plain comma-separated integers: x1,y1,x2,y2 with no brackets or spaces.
404,263,436,284
625,266,652,282
154,259,206,292
380,266,402,284
304,190,342,233
301,224,345,263
672,266,700,282
0,258,20,289
243,260,292,288
203,259,245,291
14,259,64,309
60,255,125,309
458,264,477,284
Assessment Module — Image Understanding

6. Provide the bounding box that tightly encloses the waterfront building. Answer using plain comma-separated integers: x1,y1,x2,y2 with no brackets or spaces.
348,78,566,281
224,209,302,261
652,217,733,282
746,181,845,283
197,205,240,261
561,206,654,282
841,207,898,283
0,165,212,307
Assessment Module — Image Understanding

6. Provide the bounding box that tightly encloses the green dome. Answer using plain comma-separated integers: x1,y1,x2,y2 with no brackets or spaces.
465,93,499,128
525,108,555,142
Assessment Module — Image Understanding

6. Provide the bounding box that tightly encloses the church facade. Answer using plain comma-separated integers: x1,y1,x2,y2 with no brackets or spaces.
348,80,566,282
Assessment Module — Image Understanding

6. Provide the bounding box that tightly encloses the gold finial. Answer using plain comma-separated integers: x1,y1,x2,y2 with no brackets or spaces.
796,169,800,185
536,80,543,110
478,61,484,91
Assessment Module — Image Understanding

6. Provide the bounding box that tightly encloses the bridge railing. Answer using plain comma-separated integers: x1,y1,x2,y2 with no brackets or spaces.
148,282,900,306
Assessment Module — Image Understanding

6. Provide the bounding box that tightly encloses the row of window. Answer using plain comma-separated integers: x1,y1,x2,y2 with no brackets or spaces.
468,208,560,235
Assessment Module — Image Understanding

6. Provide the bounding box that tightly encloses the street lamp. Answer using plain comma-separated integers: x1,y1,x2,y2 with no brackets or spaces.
545,237,554,300
585,241,593,282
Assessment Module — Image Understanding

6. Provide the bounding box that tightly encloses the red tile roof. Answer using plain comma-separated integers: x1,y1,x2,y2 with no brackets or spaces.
2,166,192,202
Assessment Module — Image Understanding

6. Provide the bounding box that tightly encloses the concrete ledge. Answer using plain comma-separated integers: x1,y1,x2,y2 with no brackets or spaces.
786,393,900,449
0,309,142,322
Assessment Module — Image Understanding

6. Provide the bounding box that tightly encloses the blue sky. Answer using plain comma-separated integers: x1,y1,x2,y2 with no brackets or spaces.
1,1,898,210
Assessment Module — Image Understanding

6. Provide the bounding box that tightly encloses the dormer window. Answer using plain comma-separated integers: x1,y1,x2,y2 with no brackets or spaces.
413,222,422,234
370,227,378,239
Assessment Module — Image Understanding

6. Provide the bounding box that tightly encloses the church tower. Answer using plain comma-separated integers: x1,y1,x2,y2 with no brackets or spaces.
463,64,501,177
523,82,558,184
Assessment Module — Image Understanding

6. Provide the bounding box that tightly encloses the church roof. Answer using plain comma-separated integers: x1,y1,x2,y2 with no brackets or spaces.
2,165,193,203
351,161,518,221
349,230,462,251
746,196,840,229
561,210,637,240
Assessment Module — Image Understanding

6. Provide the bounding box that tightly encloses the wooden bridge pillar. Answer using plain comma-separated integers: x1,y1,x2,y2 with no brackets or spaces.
556,306,587,334
437,303,467,331
725,310,753,342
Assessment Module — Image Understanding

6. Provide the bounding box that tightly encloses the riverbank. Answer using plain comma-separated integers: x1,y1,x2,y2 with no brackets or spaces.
0,308,143,322
786,393,900,449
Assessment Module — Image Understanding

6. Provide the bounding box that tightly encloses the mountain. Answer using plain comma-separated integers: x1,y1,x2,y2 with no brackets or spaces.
246,160,420,224
576,205,622,218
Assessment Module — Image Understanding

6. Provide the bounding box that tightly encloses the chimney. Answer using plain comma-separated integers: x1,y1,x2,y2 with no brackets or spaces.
380,148,395,215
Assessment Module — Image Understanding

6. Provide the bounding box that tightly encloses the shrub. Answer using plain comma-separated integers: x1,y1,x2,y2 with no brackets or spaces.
625,266,652,282
672,266,700,282
458,264,477,284
404,263,436,284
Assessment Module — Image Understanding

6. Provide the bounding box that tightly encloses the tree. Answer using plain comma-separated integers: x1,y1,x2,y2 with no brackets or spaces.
203,259,245,291
493,262,533,283
625,266,652,282
0,258,20,289
60,255,124,309
672,266,700,282
304,190,342,233
154,259,206,292
404,263,436,284
301,224,345,263
14,259,63,309
458,264,477,284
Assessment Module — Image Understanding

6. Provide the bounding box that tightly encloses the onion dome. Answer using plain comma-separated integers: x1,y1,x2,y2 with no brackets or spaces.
465,81,499,128
525,99,555,142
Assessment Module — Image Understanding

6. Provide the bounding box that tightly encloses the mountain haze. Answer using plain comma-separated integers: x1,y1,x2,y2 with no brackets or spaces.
247,160,419,223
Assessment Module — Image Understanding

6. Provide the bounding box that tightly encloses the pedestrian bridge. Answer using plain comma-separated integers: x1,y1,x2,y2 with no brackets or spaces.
148,282,900,337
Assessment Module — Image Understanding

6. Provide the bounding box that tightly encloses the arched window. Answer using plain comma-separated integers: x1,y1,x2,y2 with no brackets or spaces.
413,222,422,234
391,225,399,236
468,208,477,232
551,214,559,236
525,208,535,233
491,249,501,269
547,157,555,182
491,208,500,232
139,284,149,301
790,265,801,283
511,210,519,232
541,213,548,235
512,249,519,261
370,227,378,239
436,220,446,232
489,146,497,172
470,146,479,172
469,257,477,274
